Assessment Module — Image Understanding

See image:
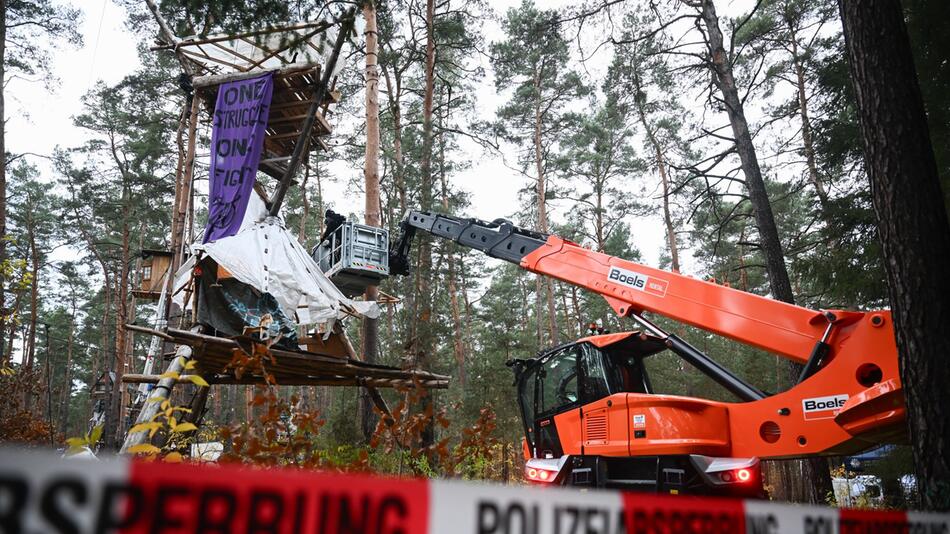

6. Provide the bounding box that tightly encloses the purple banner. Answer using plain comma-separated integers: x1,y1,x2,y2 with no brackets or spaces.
203,73,273,243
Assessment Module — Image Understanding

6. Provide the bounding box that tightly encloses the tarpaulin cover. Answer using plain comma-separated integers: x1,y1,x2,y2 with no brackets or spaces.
193,210,379,327
194,260,299,349
170,191,268,310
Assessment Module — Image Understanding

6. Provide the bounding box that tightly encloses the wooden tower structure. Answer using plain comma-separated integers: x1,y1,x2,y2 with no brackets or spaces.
117,7,448,453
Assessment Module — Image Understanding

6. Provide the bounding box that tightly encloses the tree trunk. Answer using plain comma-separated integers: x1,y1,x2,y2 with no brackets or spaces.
439,111,465,385
165,96,199,324
382,64,406,215
839,0,950,511
360,0,381,443
790,34,828,205
60,313,74,434
700,0,794,303
109,191,132,447
314,159,324,237
699,0,833,503
534,277,543,347
0,0,7,364
95,281,110,396
459,259,473,353
383,60,408,356
414,0,437,451
595,181,605,250
632,76,680,271
3,291,16,364
570,286,583,336
659,160,680,272
532,73,558,347
169,101,187,251
26,213,38,369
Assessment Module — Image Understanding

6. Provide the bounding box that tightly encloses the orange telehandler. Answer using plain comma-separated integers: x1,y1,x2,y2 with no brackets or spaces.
389,211,906,496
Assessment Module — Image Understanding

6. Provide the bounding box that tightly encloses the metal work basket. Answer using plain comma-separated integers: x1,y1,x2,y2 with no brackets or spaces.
313,220,390,297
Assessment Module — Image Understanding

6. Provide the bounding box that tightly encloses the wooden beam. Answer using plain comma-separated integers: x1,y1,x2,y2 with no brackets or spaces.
192,62,320,89
150,20,334,51
121,373,449,389
125,323,173,341
268,10,354,217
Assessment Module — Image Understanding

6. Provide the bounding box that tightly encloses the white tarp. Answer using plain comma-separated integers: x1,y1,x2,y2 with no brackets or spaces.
188,185,379,327
170,189,267,310
195,217,379,324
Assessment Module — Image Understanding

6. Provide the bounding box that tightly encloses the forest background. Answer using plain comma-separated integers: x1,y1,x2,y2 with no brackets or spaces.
1,0,948,509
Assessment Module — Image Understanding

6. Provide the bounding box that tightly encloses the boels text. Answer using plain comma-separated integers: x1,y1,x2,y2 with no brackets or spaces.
802,394,849,420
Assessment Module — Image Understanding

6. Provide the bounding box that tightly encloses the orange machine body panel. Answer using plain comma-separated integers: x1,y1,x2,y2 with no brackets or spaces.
552,393,732,458
521,236,905,460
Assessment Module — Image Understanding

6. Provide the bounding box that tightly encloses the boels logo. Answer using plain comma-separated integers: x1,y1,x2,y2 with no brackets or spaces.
802,394,849,421
607,266,669,297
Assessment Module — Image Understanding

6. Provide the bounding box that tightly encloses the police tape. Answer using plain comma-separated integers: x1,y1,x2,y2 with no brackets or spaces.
0,447,947,534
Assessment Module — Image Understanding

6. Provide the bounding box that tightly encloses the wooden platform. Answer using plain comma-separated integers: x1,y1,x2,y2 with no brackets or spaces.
124,325,449,389
157,20,346,180
192,63,339,180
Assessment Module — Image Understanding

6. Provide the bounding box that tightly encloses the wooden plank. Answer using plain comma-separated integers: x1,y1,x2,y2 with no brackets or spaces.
193,63,319,89
268,113,310,125
126,325,451,384
266,113,332,140
151,21,333,51
122,373,448,389
270,98,317,111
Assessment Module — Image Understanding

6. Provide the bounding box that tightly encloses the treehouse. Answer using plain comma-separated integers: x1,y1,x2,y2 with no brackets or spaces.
90,371,115,401
133,249,173,300
118,11,447,454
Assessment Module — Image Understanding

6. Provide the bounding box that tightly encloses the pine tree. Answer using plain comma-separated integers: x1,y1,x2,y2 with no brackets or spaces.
839,0,950,511
490,0,588,348
67,54,179,447
1,0,81,364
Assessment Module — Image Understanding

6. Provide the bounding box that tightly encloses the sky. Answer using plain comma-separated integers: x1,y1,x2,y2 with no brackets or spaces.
4,0,774,272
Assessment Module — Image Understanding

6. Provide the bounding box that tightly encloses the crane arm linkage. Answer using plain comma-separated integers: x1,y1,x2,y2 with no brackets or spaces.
391,210,823,360
391,210,906,458
389,211,547,275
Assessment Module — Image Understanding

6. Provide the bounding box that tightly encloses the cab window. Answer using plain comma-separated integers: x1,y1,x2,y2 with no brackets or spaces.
537,346,579,415
518,366,538,445
580,345,613,403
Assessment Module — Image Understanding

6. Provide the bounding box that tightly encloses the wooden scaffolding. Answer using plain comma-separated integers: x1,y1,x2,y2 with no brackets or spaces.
118,10,447,453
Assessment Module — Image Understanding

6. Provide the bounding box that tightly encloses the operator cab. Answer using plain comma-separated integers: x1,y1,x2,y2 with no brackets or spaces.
508,331,765,497
509,331,666,459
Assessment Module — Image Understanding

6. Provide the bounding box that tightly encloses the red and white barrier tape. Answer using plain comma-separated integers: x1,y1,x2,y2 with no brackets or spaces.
0,448,946,533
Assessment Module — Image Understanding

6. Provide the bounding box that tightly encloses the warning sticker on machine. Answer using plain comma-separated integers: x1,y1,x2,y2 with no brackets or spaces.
633,414,646,429
607,266,669,297
802,393,849,421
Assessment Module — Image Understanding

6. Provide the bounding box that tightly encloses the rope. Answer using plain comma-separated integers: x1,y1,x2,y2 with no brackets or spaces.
86,0,109,87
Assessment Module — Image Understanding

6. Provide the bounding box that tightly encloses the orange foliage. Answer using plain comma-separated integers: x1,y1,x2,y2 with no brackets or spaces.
0,366,59,446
